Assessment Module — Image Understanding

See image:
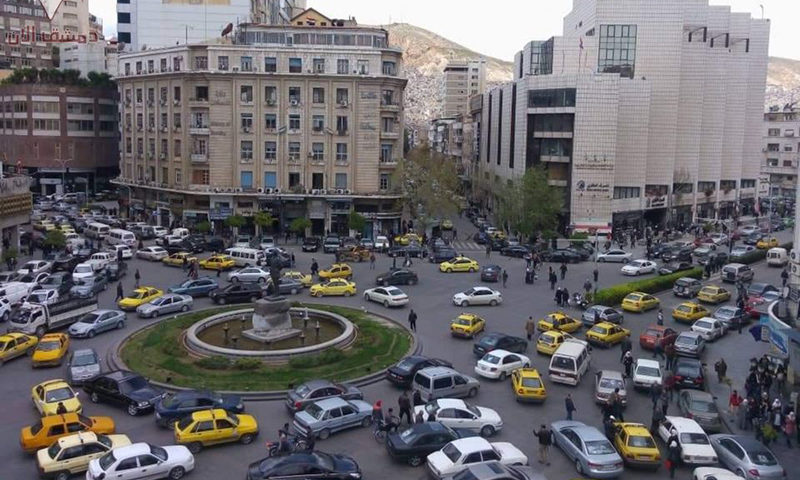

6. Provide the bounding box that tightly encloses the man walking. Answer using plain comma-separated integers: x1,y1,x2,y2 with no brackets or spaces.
619,336,632,363
593,268,599,283
565,394,576,420
559,262,567,280
549,270,557,290
134,269,141,288
533,424,553,466
714,358,728,383
398,391,412,425
369,253,376,270
502,270,508,288
310,259,319,276
525,316,536,341
485,244,491,258
408,309,417,332
115,281,124,302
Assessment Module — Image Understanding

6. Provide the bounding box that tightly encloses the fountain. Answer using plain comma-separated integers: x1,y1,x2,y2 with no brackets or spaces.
242,296,301,344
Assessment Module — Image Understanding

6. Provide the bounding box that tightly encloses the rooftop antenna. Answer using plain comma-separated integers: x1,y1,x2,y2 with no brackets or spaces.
759,4,764,19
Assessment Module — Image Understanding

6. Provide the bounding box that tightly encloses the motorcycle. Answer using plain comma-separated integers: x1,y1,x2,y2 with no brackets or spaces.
570,292,589,310
265,434,312,457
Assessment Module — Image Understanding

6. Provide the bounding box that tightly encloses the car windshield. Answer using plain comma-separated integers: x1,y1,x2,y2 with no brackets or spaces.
540,335,555,345
176,416,194,431
480,335,498,346
148,444,167,461
80,313,101,324
304,403,325,420
586,440,616,455
385,287,403,296
37,341,60,351
46,442,62,459
123,376,149,391
521,378,542,389
628,435,656,448
72,351,98,366
749,449,778,466
599,377,624,389
98,452,116,471
399,427,420,444
294,384,312,397
636,366,661,377
680,433,709,444
715,308,735,318
677,363,701,376
695,320,713,329
45,386,74,402
676,336,694,345
690,400,718,413
151,297,167,306
590,326,609,334
441,443,462,463
394,359,418,373
482,354,501,365
28,292,49,302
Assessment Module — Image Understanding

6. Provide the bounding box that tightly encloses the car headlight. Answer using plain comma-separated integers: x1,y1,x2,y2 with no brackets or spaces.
137,401,150,408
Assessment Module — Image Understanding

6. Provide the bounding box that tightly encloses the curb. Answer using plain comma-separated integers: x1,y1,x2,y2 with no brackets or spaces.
107,307,420,401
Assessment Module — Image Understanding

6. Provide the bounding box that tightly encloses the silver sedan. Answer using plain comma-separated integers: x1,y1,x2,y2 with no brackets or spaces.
228,266,270,284
551,420,624,478
136,293,193,318
136,246,169,261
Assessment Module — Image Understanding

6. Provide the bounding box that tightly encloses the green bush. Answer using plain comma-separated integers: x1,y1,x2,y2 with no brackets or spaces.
233,358,262,370
593,268,703,306
289,349,345,369
195,355,231,370
569,232,589,240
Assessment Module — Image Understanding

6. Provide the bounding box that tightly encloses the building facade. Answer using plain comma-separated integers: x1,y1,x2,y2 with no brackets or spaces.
0,174,32,261
50,0,90,36
473,0,769,233
114,13,406,237
0,83,119,194
443,59,486,118
762,105,799,199
0,0,54,70
60,39,121,77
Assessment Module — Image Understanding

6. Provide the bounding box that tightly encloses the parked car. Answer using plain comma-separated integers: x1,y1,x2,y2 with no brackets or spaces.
302,236,321,252
673,331,706,357
656,416,717,465
385,356,453,387
65,347,102,385
68,310,126,338
83,370,164,416
323,235,341,253
154,389,244,427
710,434,786,480
542,249,583,263
245,451,361,480
375,268,418,286
678,390,722,433
136,293,193,318
285,379,363,413
209,283,265,305
551,420,624,478
292,397,373,440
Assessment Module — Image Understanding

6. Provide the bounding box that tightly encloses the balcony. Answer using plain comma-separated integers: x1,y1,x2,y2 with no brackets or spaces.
540,155,571,164
189,125,209,135
380,128,400,139
189,97,209,107
190,153,208,163
380,101,399,112
763,164,796,175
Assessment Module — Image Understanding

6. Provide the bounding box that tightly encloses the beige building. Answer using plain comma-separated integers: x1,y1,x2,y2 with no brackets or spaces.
762,105,800,199
114,10,406,237
443,59,486,118
50,0,90,36
0,0,54,70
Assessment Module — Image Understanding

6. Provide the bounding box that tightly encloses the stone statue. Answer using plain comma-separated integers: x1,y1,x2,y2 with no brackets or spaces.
268,255,283,297
244,295,301,344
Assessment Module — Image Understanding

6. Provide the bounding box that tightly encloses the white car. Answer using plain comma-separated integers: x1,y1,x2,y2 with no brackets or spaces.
621,259,657,276
0,282,32,306
108,244,134,260
16,260,52,276
64,232,86,250
17,272,49,292
426,437,528,479
474,349,530,380
658,416,718,465
136,246,169,261
730,245,755,257
85,442,195,480
87,252,113,270
72,263,96,282
152,226,170,238
363,286,409,307
632,358,663,391
709,233,729,246
157,235,184,247
692,467,745,480
228,266,270,283
25,288,59,306
414,399,503,437
597,249,632,263
0,297,11,321
739,225,760,236
374,235,390,252
452,286,502,307
691,317,726,342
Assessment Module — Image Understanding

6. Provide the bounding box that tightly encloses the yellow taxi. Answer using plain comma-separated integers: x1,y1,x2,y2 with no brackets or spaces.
283,270,313,287
174,408,259,453
32,333,69,368
20,413,115,454
697,285,731,304
309,278,357,297
440,256,479,273
672,302,710,323
32,379,82,416
198,254,235,270
162,251,197,267
441,219,454,230
621,292,660,312
33,219,56,231
318,263,353,279
117,286,164,311
0,332,38,365
450,313,486,338
488,231,506,240
611,422,661,469
537,312,582,333
37,432,132,479
536,331,578,356
756,237,779,250
585,322,631,348
394,232,422,245
510,368,547,403
59,224,76,235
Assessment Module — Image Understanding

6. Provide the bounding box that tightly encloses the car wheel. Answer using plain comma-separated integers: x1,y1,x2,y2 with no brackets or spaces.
231,277,239,283
460,300,468,307
250,296,259,303
480,425,495,437
409,278,417,285
290,288,298,295
361,416,373,427
102,283,107,291
55,471,71,480
408,455,423,467
181,305,189,312
364,293,370,301
467,387,478,398
469,267,475,272
168,467,186,480
239,433,255,445
90,392,99,403
187,441,202,454
575,459,584,474
127,403,139,416
490,299,498,306
1,311,7,322
87,329,96,338
599,258,605,263
318,428,331,440
383,300,390,308
446,268,453,273
344,290,353,297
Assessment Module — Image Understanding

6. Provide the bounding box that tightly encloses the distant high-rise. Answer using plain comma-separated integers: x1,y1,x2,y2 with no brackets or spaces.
0,0,54,69
443,59,486,118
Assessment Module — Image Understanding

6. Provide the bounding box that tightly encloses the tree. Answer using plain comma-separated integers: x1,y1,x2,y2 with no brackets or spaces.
195,221,211,234
253,211,274,236
43,229,66,251
348,211,366,235
224,215,246,234
495,167,563,239
289,217,311,237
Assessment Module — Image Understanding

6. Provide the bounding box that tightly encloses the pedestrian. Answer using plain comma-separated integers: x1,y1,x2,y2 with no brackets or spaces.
182,256,188,272
216,266,221,278
502,269,508,288
565,394,576,420
559,262,567,280
415,410,425,424
115,281,124,302
412,389,422,407
653,341,664,361
56,402,67,415
453,228,458,240
667,437,681,478
392,256,397,269
782,268,789,288
714,358,728,383
525,316,536,341
610,388,625,421
134,269,141,288
583,278,592,295
310,259,319,276
549,271,557,291
533,424,553,465
369,253,376,270
619,337,632,363
623,351,633,378
485,244,491,258
398,391,412,425
117,248,123,263
372,400,383,423
729,389,742,419
784,411,796,447
650,406,665,434
290,252,295,267
408,309,417,332
593,268,599,283
665,342,676,370
657,308,664,326
737,397,749,430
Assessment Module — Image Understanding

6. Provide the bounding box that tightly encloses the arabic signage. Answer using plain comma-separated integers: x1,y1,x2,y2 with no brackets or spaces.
760,311,790,356
209,207,233,220
574,154,614,172
575,180,610,193
4,26,100,45
646,196,667,208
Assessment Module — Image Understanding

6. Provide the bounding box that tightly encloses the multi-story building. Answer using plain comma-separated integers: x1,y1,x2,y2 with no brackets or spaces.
0,82,119,195
0,0,54,70
443,59,486,118
762,105,799,199
114,8,406,237
60,39,121,77
473,0,769,234
0,174,32,260
251,0,307,25
50,0,89,36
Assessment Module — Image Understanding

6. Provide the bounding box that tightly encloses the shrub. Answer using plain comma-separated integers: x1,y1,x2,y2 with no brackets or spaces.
233,358,262,370
569,232,589,240
593,268,703,306
289,349,345,369
195,355,231,370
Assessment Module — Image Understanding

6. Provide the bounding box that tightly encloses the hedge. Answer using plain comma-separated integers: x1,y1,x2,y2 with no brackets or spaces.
593,268,703,306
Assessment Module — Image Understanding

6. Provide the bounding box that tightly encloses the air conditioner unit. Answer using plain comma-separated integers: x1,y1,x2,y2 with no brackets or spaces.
336,189,344,194
173,126,180,132
345,189,352,195
261,187,269,194
137,126,143,132
320,189,328,195
311,189,320,195
159,153,166,160
160,100,166,106
290,99,299,107
236,187,243,192
213,187,220,193
308,152,314,158
173,100,180,106
267,99,276,106
161,127,167,133
273,188,280,194
232,66,240,72
243,127,251,133
338,100,348,107
147,101,154,107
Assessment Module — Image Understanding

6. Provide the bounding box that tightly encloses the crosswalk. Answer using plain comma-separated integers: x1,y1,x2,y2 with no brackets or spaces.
451,240,483,252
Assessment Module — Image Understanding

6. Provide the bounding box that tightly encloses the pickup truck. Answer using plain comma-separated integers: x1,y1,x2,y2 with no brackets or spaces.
7,296,98,336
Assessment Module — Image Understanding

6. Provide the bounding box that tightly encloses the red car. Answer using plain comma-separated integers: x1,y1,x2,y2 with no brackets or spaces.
639,325,678,350
693,237,716,248
745,296,769,319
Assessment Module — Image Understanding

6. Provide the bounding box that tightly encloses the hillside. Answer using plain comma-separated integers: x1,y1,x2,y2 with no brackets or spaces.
767,56,800,109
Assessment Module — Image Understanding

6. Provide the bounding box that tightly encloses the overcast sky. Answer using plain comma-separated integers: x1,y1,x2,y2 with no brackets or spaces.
89,0,798,61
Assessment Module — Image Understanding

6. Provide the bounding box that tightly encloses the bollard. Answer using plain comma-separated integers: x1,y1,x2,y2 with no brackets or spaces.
315,320,321,339
223,323,229,342
300,332,306,346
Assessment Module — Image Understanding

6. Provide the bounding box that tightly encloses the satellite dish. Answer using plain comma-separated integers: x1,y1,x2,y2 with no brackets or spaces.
221,23,233,37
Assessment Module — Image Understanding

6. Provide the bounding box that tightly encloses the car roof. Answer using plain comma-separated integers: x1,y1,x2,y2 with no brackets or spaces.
450,436,491,451
190,408,229,421
665,416,705,432
56,431,100,448
314,397,349,409
72,348,97,357
102,370,138,381
419,366,459,378
677,331,702,339
484,349,514,358
683,389,714,401
636,359,661,368
300,379,333,389
109,442,152,458
598,370,624,380
434,398,467,409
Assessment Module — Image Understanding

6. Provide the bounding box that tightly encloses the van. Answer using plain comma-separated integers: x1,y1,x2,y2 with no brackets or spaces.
412,366,481,402
721,263,754,283
171,228,190,240
673,277,702,298
224,247,265,267
106,229,137,247
767,248,788,267
549,340,592,386
85,222,110,240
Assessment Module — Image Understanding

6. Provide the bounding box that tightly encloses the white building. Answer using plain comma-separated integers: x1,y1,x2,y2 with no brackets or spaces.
443,59,486,118
474,0,769,233
761,105,799,199
50,0,90,35
60,40,120,77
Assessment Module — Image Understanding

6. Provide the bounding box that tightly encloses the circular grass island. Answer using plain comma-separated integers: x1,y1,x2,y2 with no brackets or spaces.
119,304,413,392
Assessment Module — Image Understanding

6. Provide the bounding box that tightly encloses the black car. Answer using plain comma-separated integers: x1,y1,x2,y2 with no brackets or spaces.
167,237,205,254
83,370,164,416
651,243,674,258
209,283,266,304
661,247,693,263
388,243,426,258
473,231,490,244
154,389,244,427
743,233,762,246
429,247,458,263
386,422,475,466
473,332,528,357
542,249,582,263
323,235,341,253
205,236,226,252
375,268,418,286
385,355,453,387
37,272,74,296
698,251,728,267
105,261,128,280
490,237,508,251
73,247,96,262
480,265,501,282
52,254,81,273
658,261,694,275
501,245,531,258
247,451,361,480
672,357,705,390
302,236,321,252
266,250,292,268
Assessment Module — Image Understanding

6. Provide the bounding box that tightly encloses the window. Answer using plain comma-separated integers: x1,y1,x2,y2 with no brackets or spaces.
698,181,716,192
720,180,737,191
380,143,393,162
173,86,181,102
147,60,154,73
784,160,793,167
289,114,301,130
382,61,397,76
136,88,143,103
598,24,637,78
125,138,132,154
741,179,756,189
336,143,348,161
160,113,167,129
313,58,325,73
767,158,779,167
528,88,576,108
357,59,369,74
173,113,181,129
381,89,394,105
160,139,168,156
337,88,349,105
265,86,277,104
288,142,301,160
194,56,208,70
240,85,253,103
194,86,208,101
67,120,94,132
264,172,277,188
312,172,324,189
312,87,325,104
160,58,167,72
264,141,277,160
241,113,253,131
116,458,138,471
312,143,324,161
289,57,302,73
382,117,395,133
613,186,640,199
192,169,209,184
312,115,324,132
337,59,349,74
241,141,253,160
117,12,130,23
767,143,780,152
119,32,131,44
217,56,229,71
240,56,253,71
264,114,277,130
240,171,253,188
768,128,780,136
289,172,301,187
135,61,142,74
336,116,348,134
335,173,347,189
785,144,793,152
289,87,301,104
159,87,168,104
264,57,277,73
380,174,390,190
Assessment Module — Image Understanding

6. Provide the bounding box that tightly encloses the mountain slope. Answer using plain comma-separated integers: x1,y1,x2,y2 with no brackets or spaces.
767,56,800,108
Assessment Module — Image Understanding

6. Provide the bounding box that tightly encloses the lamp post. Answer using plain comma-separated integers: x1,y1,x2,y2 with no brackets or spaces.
54,157,71,196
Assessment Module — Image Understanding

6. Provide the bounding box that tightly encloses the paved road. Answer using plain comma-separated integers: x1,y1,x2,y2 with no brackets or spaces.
2,218,796,480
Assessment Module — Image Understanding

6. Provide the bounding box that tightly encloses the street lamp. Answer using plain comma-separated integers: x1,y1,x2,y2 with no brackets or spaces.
54,157,72,196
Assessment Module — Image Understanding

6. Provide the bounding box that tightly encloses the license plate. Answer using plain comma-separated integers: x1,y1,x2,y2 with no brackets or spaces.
637,455,652,461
